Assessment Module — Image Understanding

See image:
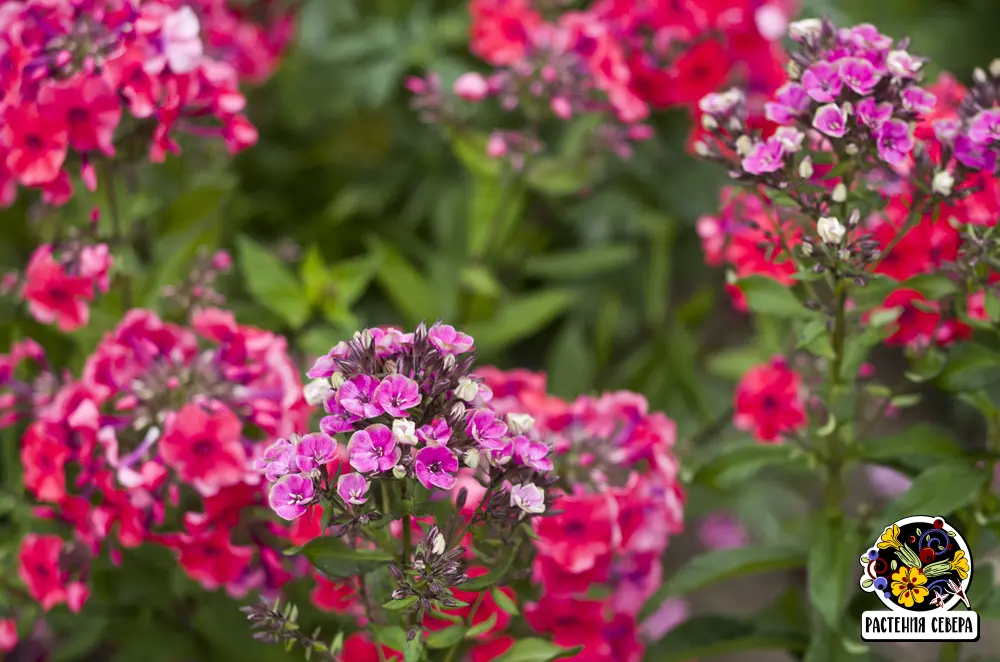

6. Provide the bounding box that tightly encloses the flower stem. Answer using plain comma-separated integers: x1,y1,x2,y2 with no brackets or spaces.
825,281,848,520
402,513,412,567
442,591,485,662
101,160,132,309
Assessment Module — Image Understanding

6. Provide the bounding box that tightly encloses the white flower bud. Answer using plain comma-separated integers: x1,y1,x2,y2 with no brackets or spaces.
392,464,407,479
788,18,822,42
817,216,845,244
693,141,710,157
442,353,456,371
786,60,802,80
431,532,447,556
801,242,814,256
845,143,859,155
392,419,418,445
932,170,955,197
838,248,851,261
506,413,535,436
463,449,480,469
974,68,988,84
831,183,847,203
303,378,333,406
735,135,753,156
329,371,346,389
455,377,479,402
991,59,1000,79
701,114,718,131
357,329,373,348
798,156,814,179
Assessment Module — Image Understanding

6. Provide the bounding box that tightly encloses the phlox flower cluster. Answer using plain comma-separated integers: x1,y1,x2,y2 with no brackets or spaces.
2,307,310,612
694,17,1000,349
732,356,807,443
0,0,292,206
413,0,797,164
467,368,685,662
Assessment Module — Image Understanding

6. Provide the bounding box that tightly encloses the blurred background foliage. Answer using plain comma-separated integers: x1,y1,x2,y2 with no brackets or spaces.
4,0,1000,660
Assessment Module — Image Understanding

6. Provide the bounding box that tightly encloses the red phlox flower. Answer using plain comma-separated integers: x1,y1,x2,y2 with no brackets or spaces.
159,402,249,496
878,289,971,348
469,0,543,66
535,492,621,574
20,422,69,502
17,534,88,613
733,356,807,443
21,245,97,332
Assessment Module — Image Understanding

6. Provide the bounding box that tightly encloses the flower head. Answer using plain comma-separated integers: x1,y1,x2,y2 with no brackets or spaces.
414,446,459,490
348,424,401,474
510,483,546,514
268,474,316,521
337,472,371,506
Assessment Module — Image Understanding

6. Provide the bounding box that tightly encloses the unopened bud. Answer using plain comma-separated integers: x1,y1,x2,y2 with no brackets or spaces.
392,419,418,445
990,59,1000,79
845,143,859,155
831,183,847,203
847,209,861,228
974,67,988,84
693,141,710,157
817,216,845,244
449,402,467,422
454,377,479,402
788,18,822,42
463,449,480,469
701,114,718,131
442,353,456,371
303,378,332,406
932,170,955,197
357,329,373,348
735,135,753,156
506,412,535,435
801,242,814,256
392,464,407,479
838,248,851,261
329,371,345,389
798,156,813,179
431,532,446,556
786,60,802,80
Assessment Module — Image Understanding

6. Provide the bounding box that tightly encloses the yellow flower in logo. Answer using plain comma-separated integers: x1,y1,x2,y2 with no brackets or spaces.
950,550,970,580
878,524,902,550
891,566,929,608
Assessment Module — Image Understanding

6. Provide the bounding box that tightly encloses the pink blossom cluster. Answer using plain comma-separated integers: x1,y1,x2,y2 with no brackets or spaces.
2,307,310,612
0,0,292,206
475,368,685,662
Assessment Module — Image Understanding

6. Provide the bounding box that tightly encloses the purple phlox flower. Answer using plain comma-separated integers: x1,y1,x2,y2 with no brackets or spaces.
414,445,459,490
968,109,1000,145
427,324,474,356
846,23,893,51
254,437,296,482
466,408,509,444
373,374,421,418
875,118,914,166
764,82,811,124
417,418,452,446
901,87,936,115
838,57,880,95
773,126,804,152
801,61,843,103
866,464,911,498
955,134,999,171
473,381,494,406
933,118,961,145
348,424,401,473
641,598,690,641
337,472,371,505
337,374,382,419
305,342,349,379
510,482,546,514
372,328,412,359
886,50,923,78
812,103,847,138
268,473,315,520
480,436,514,467
855,97,893,129
512,435,553,472
697,511,748,550
740,137,785,175
320,396,360,434
294,432,337,473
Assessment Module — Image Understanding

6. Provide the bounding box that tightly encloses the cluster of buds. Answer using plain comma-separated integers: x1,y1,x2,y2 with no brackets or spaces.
386,526,470,620
242,597,340,660
161,246,233,310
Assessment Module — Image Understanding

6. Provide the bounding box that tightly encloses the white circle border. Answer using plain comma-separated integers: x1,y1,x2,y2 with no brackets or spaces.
863,515,973,613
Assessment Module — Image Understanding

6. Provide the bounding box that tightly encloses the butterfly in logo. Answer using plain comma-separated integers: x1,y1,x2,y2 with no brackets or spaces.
946,579,971,610
929,589,947,610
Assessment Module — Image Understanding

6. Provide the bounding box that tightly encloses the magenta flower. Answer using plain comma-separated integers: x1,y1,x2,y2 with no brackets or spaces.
773,127,804,152
801,61,843,102
847,23,893,50
876,119,914,166
320,396,360,434
838,57,880,95
901,88,935,115
466,408,508,444
427,324,474,355
510,483,545,514
886,50,923,78
480,436,514,467
306,354,337,379
254,438,296,482
741,138,785,175
512,435,553,472
453,72,489,102
955,134,998,171
337,472,371,505
866,465,911,498
294,432,337,472
812,103,847,138
697,512,748,550
348,424,401,473
934,118,962,145
417,418,452,446
641,598,689,641
855,97,892,129
414,445,458,490
765,83,810,124
268,473,315,520
968,109,1000,145
372,374,421,417
336,374,382,419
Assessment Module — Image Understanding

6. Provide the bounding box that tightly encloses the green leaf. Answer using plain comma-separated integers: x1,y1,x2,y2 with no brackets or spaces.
365,236,440,324
875,463,990,536
547,320,594,399
425,625,468,649
491,587,520,615
643,615,807,661
403,634,423,662
460,266,503,298
301,246,329,306
450,129,502,178
468,176,526,258
638,546,806,621
859,425,964,469
460,547,519,591
524,157,596,196
465,612,499,639
371,626,406,653
692,443,805,490
327,255,377,309
236,235,310,329
905,347,947,383
706,345,771,381
737,275,819,319
808,518,858,628
522,245,637,280
465,289,576,354
382,595,418,611
288,536,394,578
493,638,583,662
50,613,110,661
937,343,1000,392
901,273,959,300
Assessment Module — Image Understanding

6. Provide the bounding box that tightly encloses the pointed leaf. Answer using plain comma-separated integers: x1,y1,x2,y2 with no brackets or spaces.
493,638,582,662
237,235,309,328
288,536,394,578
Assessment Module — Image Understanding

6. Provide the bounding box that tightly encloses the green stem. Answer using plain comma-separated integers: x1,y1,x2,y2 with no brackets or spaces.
442,591,486,662
101,160,132,309
825,282,848,520
402,513,412,567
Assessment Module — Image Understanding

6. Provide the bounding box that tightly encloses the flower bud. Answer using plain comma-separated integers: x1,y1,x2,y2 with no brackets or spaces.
974,68,987,84
463,449,480,469
845,143,859,155
443,353,456,371
392,464,407,479
693,141,710,157
701,114,718,131
392,419,418,445
453,72,489,101
991,59,1000,79
817,216,845,244
358,329,373,348
801,242,814,256
454,377,479,402
786,60,802,80
735,135,753,156
932,170,955,197
431,532,446,556
788,18,822,42
303,378,332,406
847,209,861,228
506,412,535,435
329,371,346,389
798,156,813,179
838,248,851,261
449,401,467,422
831,183,847,203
